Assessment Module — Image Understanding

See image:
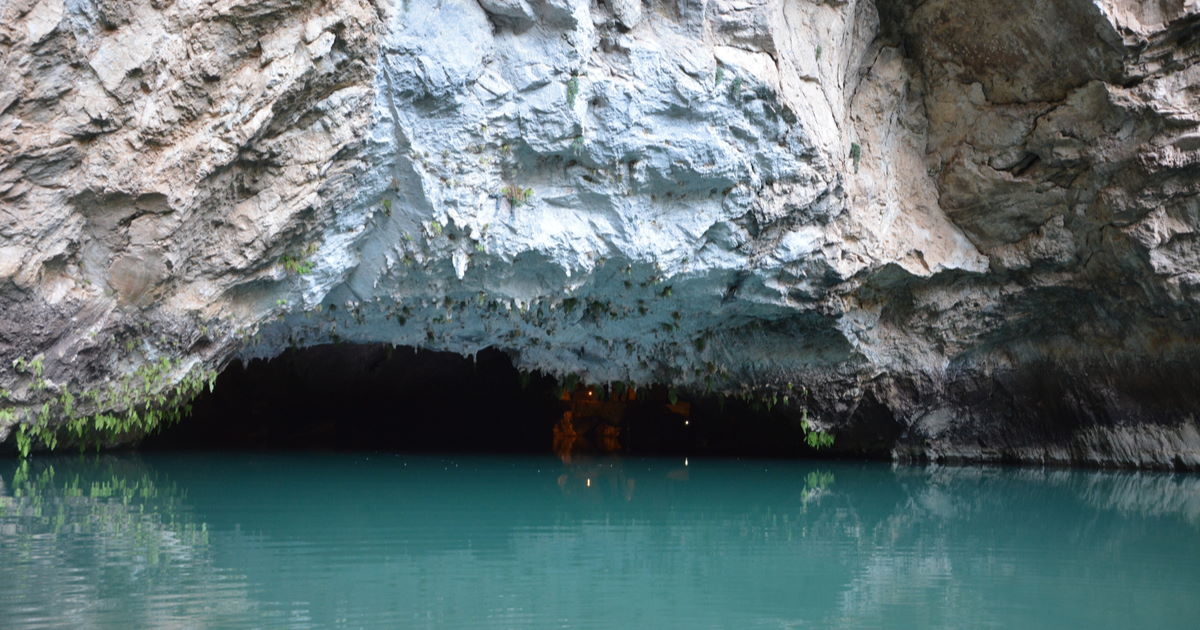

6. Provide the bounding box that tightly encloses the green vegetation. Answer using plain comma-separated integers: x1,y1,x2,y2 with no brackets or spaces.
5,357,219,459
714,66,725,87
280,244,317,275
566,74,580,107
14,426,32,461
849,142,862,171
280,256,313,275
12,355,44,378
804,426,835,448
728,77,743,99
502,185,534,207
708,383,836,450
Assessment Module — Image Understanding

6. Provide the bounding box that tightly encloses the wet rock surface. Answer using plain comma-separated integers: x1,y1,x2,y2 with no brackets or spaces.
1,0,1198,468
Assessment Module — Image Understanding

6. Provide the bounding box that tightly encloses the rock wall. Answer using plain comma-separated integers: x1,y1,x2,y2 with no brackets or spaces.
1,0,1199,468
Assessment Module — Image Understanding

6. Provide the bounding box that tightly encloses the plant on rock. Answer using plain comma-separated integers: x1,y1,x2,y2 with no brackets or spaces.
7,358,219,459
501,185,534,207
566,74,580,107
280,244,317,275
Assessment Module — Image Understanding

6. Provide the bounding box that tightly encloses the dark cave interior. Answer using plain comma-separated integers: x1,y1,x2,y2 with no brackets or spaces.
144,344,859,458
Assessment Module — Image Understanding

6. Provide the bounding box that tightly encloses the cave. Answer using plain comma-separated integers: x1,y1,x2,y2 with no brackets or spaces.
4,0,1200,625
144,344,855,459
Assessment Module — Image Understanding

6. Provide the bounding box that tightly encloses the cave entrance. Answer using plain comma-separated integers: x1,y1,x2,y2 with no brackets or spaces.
144,344,833,457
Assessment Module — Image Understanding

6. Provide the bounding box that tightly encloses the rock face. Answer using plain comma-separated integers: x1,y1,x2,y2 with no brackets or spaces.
1,0,1199,468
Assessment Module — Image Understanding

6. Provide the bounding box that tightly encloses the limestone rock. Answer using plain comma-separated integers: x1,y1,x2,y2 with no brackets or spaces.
608,0,643,29
1,0,1198,468
479,0,537,26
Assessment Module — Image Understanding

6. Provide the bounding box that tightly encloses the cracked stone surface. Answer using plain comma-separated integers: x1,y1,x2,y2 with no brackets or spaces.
1,0,1199,468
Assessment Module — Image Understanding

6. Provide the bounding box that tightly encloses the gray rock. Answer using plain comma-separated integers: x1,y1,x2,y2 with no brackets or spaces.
0,0,1198,468
479,0,537,26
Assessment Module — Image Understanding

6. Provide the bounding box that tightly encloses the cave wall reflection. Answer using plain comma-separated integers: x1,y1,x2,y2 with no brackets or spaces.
2,456,1198,628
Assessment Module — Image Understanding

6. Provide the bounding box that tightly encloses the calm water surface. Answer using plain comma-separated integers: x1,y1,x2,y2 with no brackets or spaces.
1,453,1197,629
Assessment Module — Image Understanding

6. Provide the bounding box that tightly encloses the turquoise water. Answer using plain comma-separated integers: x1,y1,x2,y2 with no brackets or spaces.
1,454,1197,629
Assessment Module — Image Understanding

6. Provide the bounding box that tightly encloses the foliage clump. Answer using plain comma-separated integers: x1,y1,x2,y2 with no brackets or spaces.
566,74,580,107
4,357,219,459
280,243,318,275
501,185,534,207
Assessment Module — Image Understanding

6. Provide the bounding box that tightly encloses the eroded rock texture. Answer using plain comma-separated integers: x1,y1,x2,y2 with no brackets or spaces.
1,0,1198,468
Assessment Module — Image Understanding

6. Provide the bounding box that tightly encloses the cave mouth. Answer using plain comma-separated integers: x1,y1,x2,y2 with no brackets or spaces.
143,343,844,458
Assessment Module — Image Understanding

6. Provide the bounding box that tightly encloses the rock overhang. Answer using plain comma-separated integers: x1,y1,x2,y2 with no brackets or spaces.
1,0,1198,468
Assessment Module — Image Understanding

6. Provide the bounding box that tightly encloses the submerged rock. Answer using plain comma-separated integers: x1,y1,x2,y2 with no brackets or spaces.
0,0,1198,468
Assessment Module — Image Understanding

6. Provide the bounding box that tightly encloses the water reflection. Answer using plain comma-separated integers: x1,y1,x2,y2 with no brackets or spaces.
0,457,256,627
2,455,1197,629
